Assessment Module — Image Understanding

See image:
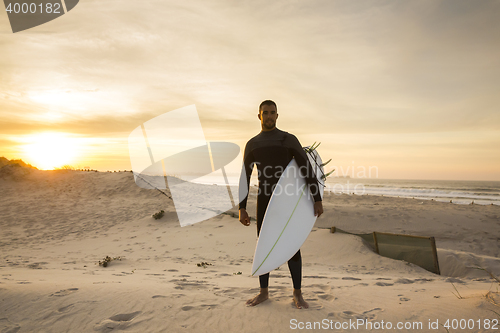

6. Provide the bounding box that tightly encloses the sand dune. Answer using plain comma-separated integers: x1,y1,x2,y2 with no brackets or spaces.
1,169,499,332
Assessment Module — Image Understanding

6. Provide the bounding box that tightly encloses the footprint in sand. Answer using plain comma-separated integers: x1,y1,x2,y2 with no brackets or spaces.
49,288,79,297
27,262,48,269
170,278,210,291
109,312,141,322
57,304,74,313
214,287,251,299
414,278,434,283
0,318,20,333
181,303,219,311
94,311,142,333
308,284,336,303
362,308,383,319
341,310,367,320
309,284,332,291
329,307,383,320
318,294,336,301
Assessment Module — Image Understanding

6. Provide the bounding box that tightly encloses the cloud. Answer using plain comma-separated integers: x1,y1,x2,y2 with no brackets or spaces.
1,0,499,178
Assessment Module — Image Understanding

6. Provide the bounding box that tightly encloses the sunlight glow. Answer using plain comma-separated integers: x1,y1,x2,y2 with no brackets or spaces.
22,133,80,170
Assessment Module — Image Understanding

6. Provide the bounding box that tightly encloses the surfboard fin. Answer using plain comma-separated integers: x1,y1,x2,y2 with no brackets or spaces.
311,142,321,152
304,142,315,153
305,142,321,153
320,158,332,167
322,169,335,180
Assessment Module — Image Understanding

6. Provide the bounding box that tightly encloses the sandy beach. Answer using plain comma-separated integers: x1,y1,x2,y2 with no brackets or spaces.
1,167,499,333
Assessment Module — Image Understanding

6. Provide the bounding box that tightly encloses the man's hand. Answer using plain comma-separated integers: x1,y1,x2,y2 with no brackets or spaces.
239,208,251,226
314,201,323,218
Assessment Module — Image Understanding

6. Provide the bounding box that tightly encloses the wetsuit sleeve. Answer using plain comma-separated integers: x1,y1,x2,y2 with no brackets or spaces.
288,135,323,202
238,141,255,210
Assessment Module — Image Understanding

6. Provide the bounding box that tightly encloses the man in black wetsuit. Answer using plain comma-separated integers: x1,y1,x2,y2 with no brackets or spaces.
239,100,323,309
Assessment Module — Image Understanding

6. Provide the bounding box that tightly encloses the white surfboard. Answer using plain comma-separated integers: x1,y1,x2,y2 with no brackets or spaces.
251,147,325,276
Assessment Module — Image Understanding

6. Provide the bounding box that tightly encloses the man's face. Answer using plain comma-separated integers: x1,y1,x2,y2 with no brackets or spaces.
258,104,278,131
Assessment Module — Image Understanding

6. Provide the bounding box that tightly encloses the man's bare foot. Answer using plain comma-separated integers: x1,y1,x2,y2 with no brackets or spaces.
246,288,269,306
293,289,309,309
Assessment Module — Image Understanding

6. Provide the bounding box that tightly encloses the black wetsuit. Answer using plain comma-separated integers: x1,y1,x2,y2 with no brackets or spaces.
239,128,322,289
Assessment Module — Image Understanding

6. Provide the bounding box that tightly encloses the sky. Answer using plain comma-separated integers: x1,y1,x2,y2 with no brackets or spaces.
1,0,499,180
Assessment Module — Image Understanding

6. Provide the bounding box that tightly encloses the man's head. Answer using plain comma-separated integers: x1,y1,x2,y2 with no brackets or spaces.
258,100,278,131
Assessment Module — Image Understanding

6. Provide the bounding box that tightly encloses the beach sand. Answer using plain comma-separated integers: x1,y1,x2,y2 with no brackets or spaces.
1,169,499,332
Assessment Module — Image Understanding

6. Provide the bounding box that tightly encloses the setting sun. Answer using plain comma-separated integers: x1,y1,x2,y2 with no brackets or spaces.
22,133,80,170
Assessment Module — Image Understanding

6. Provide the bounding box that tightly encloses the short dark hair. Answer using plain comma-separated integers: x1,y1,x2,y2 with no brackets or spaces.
259,100,277,112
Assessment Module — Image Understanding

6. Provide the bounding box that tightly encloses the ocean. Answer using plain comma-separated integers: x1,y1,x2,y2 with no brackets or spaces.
324,178,500,205
193,172,500,206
